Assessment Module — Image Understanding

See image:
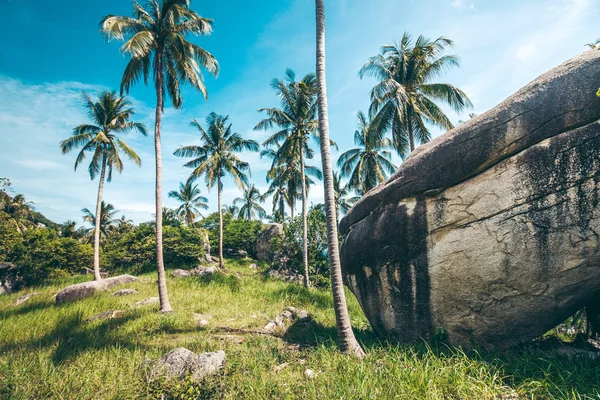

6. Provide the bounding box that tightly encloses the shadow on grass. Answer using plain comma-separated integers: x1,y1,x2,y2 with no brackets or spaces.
1,310,145,365
0,300,57,319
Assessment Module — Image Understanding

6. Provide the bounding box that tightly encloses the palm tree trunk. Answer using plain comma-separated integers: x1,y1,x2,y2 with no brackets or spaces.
154,53,173,314
218,176,224,270
315,0,365,358
92,155,107,281
407,112,415,153
299,140,310,288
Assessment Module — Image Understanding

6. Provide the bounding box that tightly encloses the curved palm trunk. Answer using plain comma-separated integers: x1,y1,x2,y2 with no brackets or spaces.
92,155,107,281
154,55,173,314
299,141,310,288
407,111,415,153
217,176,224,270
315,0,365,358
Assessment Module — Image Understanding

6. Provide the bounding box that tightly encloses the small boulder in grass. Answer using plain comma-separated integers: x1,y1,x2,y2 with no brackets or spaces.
13,292,39,306
147,348,226,383
87,309,127,322
133,297,160,307
112,289,138,297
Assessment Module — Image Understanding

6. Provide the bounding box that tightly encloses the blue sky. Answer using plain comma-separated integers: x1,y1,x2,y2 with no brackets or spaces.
0,0,598,225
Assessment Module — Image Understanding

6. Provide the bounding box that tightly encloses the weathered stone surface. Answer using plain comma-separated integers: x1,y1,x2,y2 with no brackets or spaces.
112,289,138,296
13,292,40,306
339,50,600,349
55,275,138,303
256,223,284,262
0,262,17,294
148,348,225,383
133,297,160,307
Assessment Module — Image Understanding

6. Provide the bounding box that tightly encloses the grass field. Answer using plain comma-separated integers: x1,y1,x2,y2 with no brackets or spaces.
1,259,599,399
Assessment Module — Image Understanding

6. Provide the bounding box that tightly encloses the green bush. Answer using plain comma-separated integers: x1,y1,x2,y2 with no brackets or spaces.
199,212,262,258
6,227,93,288
103,224,209,273
270,207,329,281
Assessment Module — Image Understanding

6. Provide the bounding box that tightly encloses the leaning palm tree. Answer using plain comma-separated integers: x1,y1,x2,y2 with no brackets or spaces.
82,201,119,238
168,180,209,225
359,32,473,156
174,113,259,269
255,70,322,287
101,0,219,313
315,0,365,357
61,91,146,281
586,38,600,49
337,111,397,195
234,184,267,220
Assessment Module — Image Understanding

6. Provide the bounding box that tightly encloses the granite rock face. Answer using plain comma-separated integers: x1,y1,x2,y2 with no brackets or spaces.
256,223,284,262
339,50,600,349
55,275,138,303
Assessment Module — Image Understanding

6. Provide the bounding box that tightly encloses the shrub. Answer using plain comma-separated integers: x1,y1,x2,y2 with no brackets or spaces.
199,212,262,258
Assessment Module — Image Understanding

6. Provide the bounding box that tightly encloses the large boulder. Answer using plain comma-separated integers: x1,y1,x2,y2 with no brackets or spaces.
339,50,600,349
55,275,138,303
0,262,17,294
256,223,284,262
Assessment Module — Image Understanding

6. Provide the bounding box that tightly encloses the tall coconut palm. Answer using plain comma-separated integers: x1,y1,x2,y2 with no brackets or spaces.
101,0,218,313
82,201,119,238
168,180,209,225
261,147,321,220
233,184,267,220
61,91,146,281
337,111,396,195
359,32,473,156
255,69,322,288
315,0,366,357
174,113,259,269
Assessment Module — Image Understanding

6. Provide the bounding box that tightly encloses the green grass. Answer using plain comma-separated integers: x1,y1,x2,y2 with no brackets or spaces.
0,259,599,399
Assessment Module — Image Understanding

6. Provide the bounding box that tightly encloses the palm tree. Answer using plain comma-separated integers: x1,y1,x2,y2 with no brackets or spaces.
168,180,209,225
255,69,321,288
261,147,322,221
333,172,360,217
60,91,145,281
174,112,259,269
3,194,34,233
101,0,219,313
458,112,478,125
234,184,267,220
586,38,600,49
315,0,365,357
82,201,119,238
222,204,239,217
337,111,397,194
359,32,473,156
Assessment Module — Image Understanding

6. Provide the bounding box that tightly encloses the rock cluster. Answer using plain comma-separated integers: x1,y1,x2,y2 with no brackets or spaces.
256,223,284,262
171,266,218,278
55,275,138,303
339,50,600,349
266,269,303,285
264,306,311,333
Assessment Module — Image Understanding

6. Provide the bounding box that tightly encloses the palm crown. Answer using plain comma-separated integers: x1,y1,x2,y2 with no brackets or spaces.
233,184,267,220
174,112,259,190
337,111,396,195
60,91,146,180
360,32,473,156
82,201,118,238
168,180,209,225
100,0,219,107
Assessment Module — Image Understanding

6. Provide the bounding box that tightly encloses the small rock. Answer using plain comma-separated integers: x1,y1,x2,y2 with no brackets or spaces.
297,310,310,321
285,306,297,314
304,369,315,378
112,289,138,296
280,310,293,320
264,322,278,332
13,292,39,306
171,269,191,277
273,362,289,373
298,359,306,365
249,263,258,270
199,319,209,326
200,266,218,276
148,348,226,383
87,309,126,322
133,297,160,307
